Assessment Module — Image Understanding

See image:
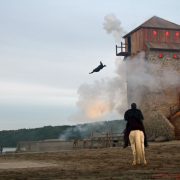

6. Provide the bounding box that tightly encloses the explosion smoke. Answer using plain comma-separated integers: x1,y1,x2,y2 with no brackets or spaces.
72,52,180,124
103,14,125,42
125,52,180,105
71,59,127,123
71,15,180,125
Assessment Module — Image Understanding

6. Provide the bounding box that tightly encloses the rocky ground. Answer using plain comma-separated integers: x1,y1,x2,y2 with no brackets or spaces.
0,141,180,180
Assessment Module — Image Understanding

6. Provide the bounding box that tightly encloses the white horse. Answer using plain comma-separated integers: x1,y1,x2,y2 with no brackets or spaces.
129,130,147,165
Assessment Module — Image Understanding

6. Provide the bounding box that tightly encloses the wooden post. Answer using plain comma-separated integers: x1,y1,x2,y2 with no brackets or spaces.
90,131,93,149
121,42,123,52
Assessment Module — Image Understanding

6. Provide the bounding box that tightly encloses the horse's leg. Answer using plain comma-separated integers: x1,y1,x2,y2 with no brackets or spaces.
136,131,141,165
132,143,136,165
141,132,147,165
129,132,136,165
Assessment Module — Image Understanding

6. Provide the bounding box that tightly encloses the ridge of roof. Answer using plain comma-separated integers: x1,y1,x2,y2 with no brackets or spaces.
123,16,180,38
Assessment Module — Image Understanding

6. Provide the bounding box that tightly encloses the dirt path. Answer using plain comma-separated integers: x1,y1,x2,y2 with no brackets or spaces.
0,141,179,180
0,161,57,169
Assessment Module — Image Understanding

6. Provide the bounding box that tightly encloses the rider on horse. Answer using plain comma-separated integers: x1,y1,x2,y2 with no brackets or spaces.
123,103,148,148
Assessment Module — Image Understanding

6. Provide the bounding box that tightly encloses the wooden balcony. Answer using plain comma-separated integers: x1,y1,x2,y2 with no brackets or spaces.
116,43,131,57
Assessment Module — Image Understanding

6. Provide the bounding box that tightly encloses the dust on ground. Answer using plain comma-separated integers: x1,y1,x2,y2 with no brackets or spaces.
0,141,180,180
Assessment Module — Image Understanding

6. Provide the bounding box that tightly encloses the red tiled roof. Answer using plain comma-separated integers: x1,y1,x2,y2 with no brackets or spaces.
123,16,180,38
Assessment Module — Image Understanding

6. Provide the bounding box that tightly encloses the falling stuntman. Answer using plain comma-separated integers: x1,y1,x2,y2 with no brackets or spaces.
89,61,106,74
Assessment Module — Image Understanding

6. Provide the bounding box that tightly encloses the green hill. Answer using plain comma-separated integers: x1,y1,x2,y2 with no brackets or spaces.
0,120,125,147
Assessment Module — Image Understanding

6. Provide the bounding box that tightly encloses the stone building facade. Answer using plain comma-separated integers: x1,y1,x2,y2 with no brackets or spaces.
116,16,180,140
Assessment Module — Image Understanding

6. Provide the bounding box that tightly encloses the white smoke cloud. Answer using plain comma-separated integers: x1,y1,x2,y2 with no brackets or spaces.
68,14,127,123
103,14,125,42
70,14,180,125
71,52,180,124
71,59,128,123
59,120,126,141
125,52,180,105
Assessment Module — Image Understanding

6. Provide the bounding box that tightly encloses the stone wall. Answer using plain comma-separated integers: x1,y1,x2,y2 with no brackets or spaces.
126,51,180,140
142,51,180,116
17,140,75,152
143,111,175,141
17,137,124,152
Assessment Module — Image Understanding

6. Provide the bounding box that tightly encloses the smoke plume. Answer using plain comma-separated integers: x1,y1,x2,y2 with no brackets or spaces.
61,52,179,140
59,120,126,140
72,52,180,124
71,59,128,124
125,52,180,105
70,14,179,125
103,14,125,42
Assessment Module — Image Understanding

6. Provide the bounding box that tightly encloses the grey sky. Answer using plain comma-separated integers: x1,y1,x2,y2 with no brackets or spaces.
0,0,180,130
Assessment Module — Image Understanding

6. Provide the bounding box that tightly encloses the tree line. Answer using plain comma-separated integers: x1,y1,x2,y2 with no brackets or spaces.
0,120,125,147
0,125,71,147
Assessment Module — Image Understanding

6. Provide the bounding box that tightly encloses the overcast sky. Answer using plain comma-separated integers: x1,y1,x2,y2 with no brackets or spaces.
0,0,180,130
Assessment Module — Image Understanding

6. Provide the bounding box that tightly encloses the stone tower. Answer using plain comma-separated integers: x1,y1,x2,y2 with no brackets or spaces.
116,16,180,140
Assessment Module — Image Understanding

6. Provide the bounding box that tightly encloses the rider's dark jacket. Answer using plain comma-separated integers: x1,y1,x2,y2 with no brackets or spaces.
124,108,144,131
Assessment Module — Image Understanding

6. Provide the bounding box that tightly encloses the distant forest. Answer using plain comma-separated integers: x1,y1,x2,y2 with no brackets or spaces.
0,120,125,147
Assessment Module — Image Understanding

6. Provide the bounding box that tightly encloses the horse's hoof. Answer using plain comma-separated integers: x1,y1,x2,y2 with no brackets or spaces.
132,162,136,166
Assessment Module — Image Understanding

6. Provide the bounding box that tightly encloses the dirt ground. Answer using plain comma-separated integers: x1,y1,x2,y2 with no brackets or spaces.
0,141,180,180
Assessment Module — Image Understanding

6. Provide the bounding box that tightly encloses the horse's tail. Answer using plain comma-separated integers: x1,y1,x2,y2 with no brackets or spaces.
135,130,144,164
